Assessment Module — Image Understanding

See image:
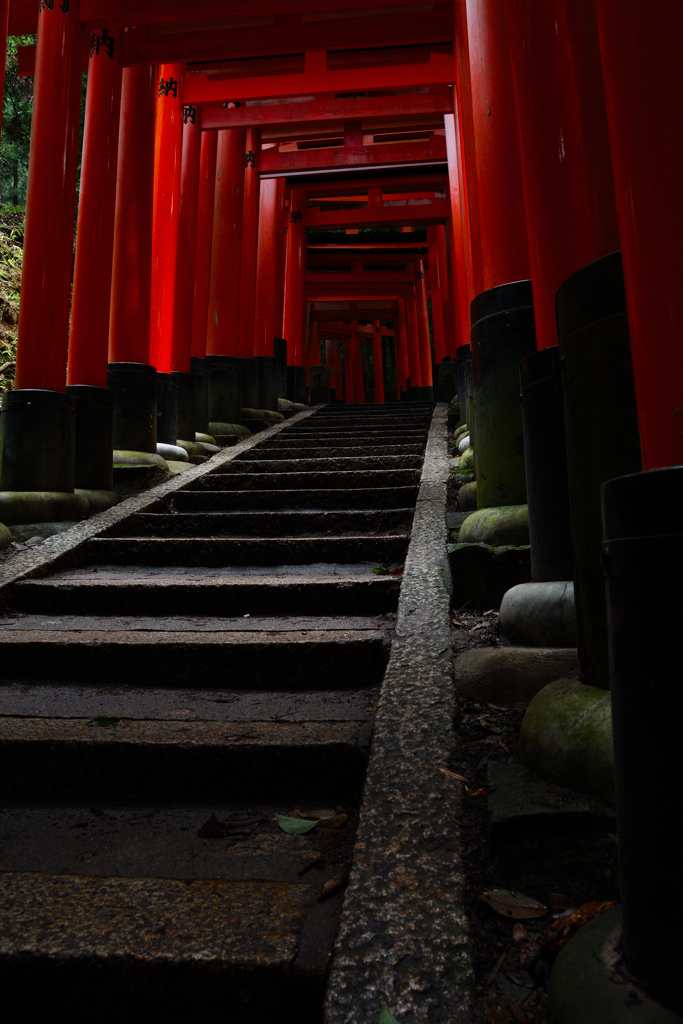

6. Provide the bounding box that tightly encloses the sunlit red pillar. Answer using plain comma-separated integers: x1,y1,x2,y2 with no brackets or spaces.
372,321,385,404
505,0,619,349
169,104,201,373
282,187,306,367
68,26,121,388
405,284,422,390
416,260,433,390
109,67,157,364
206,128,246,356
426,230,447,364
238,126,262,358
454,0,483,293
430,224,455,356
254,176,279,358
191,130,218,359
150,63,185,373
594,2,683,469
14,0,83,390
273,179,287,338
445,107,473,350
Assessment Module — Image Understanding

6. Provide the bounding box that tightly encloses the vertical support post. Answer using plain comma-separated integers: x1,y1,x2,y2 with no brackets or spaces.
273,178,287,339
171,102,201,373
416,259,434,397
426,229,447,363
0,0,10,140
238,126,262,358
191,130,218,360
206,128,246,356
350,323,365,404
283,187,306,368
404,283,422,394
372,321,385,404
445,106,473,353
254,177,279,358
150,62,185,374
395,301,409,395
454,0,483,293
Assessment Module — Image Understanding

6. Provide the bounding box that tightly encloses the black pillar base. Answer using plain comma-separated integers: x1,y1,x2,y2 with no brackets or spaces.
455,343,471,423
65,385,114,492
239,357,259,410
557,250,642,689
0,388,75,492
520,347,573,582
309,365,331,405
602,467,683,1013
190,356,210,435
107,362,157,454
255,355,278,411
171,371,196,443
471,280,537,508
273,337,287,399
418,385,435,403
206,356,242,425
156,372,178,445
286,365,307,405
437,360,458,402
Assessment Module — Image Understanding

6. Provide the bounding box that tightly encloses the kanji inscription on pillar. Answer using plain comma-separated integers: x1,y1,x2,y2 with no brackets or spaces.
290,210,303,224
159,78,178,98
183,105,197,125
90,28,115,58
40,0,70,10
245,151,256,168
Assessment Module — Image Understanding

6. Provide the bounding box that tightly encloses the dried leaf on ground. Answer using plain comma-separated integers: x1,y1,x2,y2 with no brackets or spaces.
512,923,528,942
466,786,487,798
197,813,264,839
550,893,579,918
318,872,348,900
438,766,469,783
545,900,616,951
480,889,547,919
276,813,318,835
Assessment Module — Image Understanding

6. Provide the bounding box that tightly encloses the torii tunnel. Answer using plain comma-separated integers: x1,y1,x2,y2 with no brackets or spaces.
0,0,682,1020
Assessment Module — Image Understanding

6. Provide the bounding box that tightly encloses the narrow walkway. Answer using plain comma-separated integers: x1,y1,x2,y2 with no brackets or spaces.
0,403,434,1020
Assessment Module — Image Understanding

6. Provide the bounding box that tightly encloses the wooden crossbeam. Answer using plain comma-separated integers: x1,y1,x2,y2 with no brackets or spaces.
261,135,447,175
303,194,449,228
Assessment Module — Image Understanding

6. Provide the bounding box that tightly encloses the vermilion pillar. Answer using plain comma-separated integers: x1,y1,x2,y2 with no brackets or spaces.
454,0,483,293
405,284,422,390
68,26,121,388
273,179,287,338
191,130,218,359
282,187,306,367
594,2,683,469
170,104,201,373
15,0,83,390
395,301,409,394
445,108,473,350
0,1,9,141
238,126,262,358
416,260,434,390
426,230,447,363
254,177,279,358
350,324,365,405
372,321,385,404
150,63,185,373
464,0,530,293
505,0,619,349
430,224,456,356
206,128,246,356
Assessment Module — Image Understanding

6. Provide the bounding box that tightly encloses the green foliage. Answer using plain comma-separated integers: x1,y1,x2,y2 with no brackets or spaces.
1,36,35,206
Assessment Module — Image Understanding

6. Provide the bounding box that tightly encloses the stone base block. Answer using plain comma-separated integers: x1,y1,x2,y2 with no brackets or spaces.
449,542,531,609
0,522,11,548
0,491,89,526
195,433,216,445
519,676,614,802
74,489,119,514
165,461,194,475
157,443,189,463
458,481,478,511
454,646,579,704
500,581,576,647
459,504,530,546
209,422,252,439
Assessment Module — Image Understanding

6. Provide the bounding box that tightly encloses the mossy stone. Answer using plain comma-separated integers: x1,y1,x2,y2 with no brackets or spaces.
0,491,89,526
196,441,220,455
209,422,252,438
165,460,194,475
195,433,216,445
174,439,205,458
0,521,11,548
458,481,478,511
112,451,167,470
156,443,189,463
459,504,529,546
240,408,265,420
453,423,469,444
262,410,284,424
74,489,119,514
519,676,614,802
459,446,475,473
293,403,308,412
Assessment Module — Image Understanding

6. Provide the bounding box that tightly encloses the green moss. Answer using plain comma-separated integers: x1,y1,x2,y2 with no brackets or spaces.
459,504,529,546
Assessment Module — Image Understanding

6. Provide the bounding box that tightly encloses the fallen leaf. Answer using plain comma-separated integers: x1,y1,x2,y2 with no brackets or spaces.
512,923,528,942
318,872,348,900
486,1005,512,1024
498,739,510,753
379,1005,401,1024
451,618,466,626
480,889,547,919
276,814,318,835
466,787,487,798
506,971,536,989
86,716,121,727
287,808,334,820
438,766,469,783
550,893,579,918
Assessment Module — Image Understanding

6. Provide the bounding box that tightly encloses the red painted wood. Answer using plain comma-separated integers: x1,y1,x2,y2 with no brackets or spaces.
183,52,456,105
260,136,447,176
200,91,453,133
464,0,530,293
190,130,217,358
416,259,433,387
396,301,409,392
15,0,83,391
595,0,683,469
206,128,246,356
150,63,185,373
273,178,287,340
171,105,202,373
303,196,450,230
17,40,90,76
405,285,422,388
237,126,262,358
434,223,456,355
453,0,483,295
350,325,365,404
372,321,385,403
119,11,454,67
68,26,122,388
254,177,279,359
506,0,619,349
444,107,472,350
427,226,447,363
109,66,157,364
0,1,10,139
8,0,34,36
282,187,306,367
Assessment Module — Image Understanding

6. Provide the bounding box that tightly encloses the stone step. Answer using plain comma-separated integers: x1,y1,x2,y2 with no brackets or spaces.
0,617,391,687
227,455,423,472
10,563,401,617
256,436,425,449
195,469,421,490
265,430,427,442
107,509,414,538
83,534,410,566
167,486,419,511
241,445,424,460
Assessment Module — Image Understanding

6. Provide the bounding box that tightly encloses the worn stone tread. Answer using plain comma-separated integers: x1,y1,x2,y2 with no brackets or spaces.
168,487,419,511
108,508,414,538
0,614,390,633
197,469,420,489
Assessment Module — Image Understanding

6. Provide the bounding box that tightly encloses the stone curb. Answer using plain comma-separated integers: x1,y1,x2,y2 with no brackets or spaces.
324,404,474,1023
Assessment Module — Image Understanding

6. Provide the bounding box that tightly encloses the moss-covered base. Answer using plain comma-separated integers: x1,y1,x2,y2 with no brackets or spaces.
458,481,478,511
74,489,119,514
209,422,252,439
459,504,529,546
165,460,194,475
174,440,205,459
195,433,217,445
0,491,89,526
519,676,614,802
459,446,475,474
0,522,11,548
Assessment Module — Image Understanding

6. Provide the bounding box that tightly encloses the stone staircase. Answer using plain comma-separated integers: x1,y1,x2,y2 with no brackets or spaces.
0,403,433,1021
